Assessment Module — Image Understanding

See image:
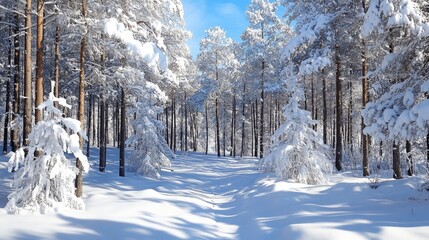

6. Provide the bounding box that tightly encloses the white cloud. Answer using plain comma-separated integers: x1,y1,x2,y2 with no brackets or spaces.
216,3,241,16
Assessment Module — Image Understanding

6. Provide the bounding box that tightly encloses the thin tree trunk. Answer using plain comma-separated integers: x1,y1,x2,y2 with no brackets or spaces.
54,26,60,99
216,96,221,157
119,87,125,177
23,0,33,148
3,41,12,154
392,142,402,179
335,43,343,171
241,84,246,158
254,101,259,157
86,94,92,157
311,76,315,125
11,14,20,152
173,98,177,152
223,106,226,157
116,98,120,148
184,93,188,151
105,101,109,145
99,97,106,172
170,99,174,151
406,140,413,176
260,61,265,159
35,0,44,123
232,94,237,157
251,103,255,156
193,112,198,152
322,69,328,145
348,78,353,151
92,96,97,146
180,96,184,151
362,43,369,176
205,102,209,155
75,0,87,198
165,105,169,145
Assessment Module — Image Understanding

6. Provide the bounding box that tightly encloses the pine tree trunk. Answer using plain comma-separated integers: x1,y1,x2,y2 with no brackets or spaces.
93,96,97,146
165,106,169,145
311,76,315,126
322,69,328,145
35,0,44,123
170,99,174,151
348,79,353,151
392,142,402,179
105,101,109,145
86,94,92,157
75,0,87,198
54,26,60,99
253,100,259,157
119,87,125,177
99,97,106,172
11,14,20,152
115,98,120,148
2,98,9,153
215,96,221,157
205,102,209,155
362,39,369,176
260,61,265,159
180,96,184,151
173,98,177,152
223,106,226,157
184,93,188,151
193,112,198,152
241,84,246,158
3,46,11,154
427,133,429,171
406,140,413,176
232,94,237,157
251,103,255,157
335,44,343,171
23,0,33,148
269,95,273,135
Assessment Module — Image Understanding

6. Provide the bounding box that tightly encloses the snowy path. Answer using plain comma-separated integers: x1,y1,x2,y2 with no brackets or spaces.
1,148,429,240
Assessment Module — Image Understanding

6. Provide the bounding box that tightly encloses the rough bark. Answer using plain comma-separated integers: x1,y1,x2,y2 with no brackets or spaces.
184,93,188,151
362,38,370,176
260,60,265,159
119,87,125,177
86,94,92,157
99,97,106,172
335,44,343,171
35,0,44,123
215,97,221,157
3,40,12,154
23,0,32,148
11,14,20,152
241,84,246,158
54,26,60,98
322,69,327,145
205,102,209,155
392,142,402,179
406,140,413,176
75,0,87,198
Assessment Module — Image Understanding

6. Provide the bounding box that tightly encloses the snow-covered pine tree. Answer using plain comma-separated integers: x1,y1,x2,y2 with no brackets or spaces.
126,81,174,179
6,82,89,214
261,71,332,185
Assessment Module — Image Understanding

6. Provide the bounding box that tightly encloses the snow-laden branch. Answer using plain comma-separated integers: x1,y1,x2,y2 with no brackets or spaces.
104,17,168,71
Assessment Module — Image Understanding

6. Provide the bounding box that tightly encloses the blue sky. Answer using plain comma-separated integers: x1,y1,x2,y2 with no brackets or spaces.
182,0,250,58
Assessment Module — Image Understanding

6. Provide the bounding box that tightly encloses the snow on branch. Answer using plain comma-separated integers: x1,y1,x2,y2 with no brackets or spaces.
104,17,168,71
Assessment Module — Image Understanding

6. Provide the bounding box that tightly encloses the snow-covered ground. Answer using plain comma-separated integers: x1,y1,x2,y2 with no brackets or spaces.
1,147,428,240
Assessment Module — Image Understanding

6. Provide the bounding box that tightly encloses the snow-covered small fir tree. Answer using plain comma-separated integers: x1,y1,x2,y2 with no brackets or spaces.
6,82,89,214
261,88,332,185
126,84,174,179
